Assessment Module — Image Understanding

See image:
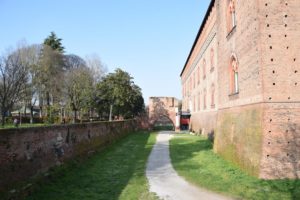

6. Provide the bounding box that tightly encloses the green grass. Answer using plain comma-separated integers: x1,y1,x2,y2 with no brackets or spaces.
169,134,300,200
22,132,158,200
153,125,174,131
0,123,46,129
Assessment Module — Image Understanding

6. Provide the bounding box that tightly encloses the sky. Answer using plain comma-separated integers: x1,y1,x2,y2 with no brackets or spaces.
0,0,210,104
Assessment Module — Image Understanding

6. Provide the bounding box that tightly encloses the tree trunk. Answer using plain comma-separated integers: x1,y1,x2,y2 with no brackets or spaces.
39,106,43,118
46,92,50,106
30,105,34,124
46,92,50,118
1,111,5,127
73,110,77,124
24,105,26,116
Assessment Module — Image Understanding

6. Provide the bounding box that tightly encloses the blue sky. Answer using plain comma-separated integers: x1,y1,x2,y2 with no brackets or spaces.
0,0,210,104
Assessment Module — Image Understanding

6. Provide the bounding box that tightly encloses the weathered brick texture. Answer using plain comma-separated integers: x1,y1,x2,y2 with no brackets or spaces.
181,0,300,179
148,97,179,129
0,120,137,192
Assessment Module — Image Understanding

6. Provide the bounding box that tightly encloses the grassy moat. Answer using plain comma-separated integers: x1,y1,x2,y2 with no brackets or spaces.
21,132,158,200
169,134,300,200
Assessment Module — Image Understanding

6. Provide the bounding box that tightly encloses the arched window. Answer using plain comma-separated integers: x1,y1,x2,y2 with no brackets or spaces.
230,55,239,94
198,92,201,111
203,89,207,109
189,78,192,93
193,72,196,89
211,84,215,108
210,48,215,72
197,66,200,85
227,0,236,33
193,95,196,112
203,59,206,79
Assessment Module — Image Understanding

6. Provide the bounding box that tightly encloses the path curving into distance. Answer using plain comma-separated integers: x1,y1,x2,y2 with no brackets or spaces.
146,131,231,200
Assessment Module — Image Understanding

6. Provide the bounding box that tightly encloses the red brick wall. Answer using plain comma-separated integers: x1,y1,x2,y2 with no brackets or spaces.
0,120,137,192
214,0,264,177
260,103,300,179
181,4,218,136
148,97,178,128
258,0,300,179
216,0,263,109
215,104,263,176
182,0,300,179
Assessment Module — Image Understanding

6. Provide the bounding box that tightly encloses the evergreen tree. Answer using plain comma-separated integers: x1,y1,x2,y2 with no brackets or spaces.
95,68,145,120
43,32,65,53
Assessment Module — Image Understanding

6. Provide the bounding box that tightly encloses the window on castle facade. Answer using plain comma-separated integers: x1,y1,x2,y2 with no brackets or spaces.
189,79,192,93
227,0,236,33
193,73,196,89
230,55,239,94
211,84,215,108
197,66,200,85
210,48,214,72
203,59,206,79
198,92,201,111
193,95,197,112
203,89,207,109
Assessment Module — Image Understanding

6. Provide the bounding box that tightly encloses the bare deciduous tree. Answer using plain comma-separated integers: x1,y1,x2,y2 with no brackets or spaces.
65,54,86,70
0,49,29,126
19,44,42,123
65,67,93,123
85,54,107,84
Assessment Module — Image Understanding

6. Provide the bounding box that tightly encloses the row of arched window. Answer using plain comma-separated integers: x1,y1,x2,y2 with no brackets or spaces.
183,56,238,98
183,48,215,97
183,0,238,108
190,84,215,112
183,53,239,111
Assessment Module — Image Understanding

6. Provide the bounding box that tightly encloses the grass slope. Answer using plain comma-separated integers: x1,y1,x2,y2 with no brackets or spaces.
0,123,46,129
25,132,158,200
169,134,300,200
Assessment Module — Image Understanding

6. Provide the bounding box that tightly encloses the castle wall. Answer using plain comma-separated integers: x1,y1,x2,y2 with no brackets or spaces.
214,0,264,176
0,120,137,192
258,0,300,179
181,3,218,136
181,0,300,179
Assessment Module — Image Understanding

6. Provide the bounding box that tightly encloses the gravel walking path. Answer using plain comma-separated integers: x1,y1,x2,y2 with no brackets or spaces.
146,131,231,200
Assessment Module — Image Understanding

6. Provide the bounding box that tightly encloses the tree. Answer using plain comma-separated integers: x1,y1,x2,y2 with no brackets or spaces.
129,84,145,117
65,54,86,70
95,68,144,120
18,44,42,123
65,65,93,123
43,32,65,53
0,48,29,126
37,45,65,108
37,32,66,118
85,54,107,84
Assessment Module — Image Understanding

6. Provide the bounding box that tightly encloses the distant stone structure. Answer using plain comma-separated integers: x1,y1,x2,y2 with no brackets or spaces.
148,97,179,130
180,0,300,179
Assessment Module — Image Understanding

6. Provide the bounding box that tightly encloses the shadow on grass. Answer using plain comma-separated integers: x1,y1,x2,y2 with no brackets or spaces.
169,134,300,200
19,132,156,200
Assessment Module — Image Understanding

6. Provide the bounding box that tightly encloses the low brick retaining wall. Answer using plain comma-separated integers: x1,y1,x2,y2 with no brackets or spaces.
0,120,137,192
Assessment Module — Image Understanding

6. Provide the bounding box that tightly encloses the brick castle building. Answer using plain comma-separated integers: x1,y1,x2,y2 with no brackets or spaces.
180,0,300,179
